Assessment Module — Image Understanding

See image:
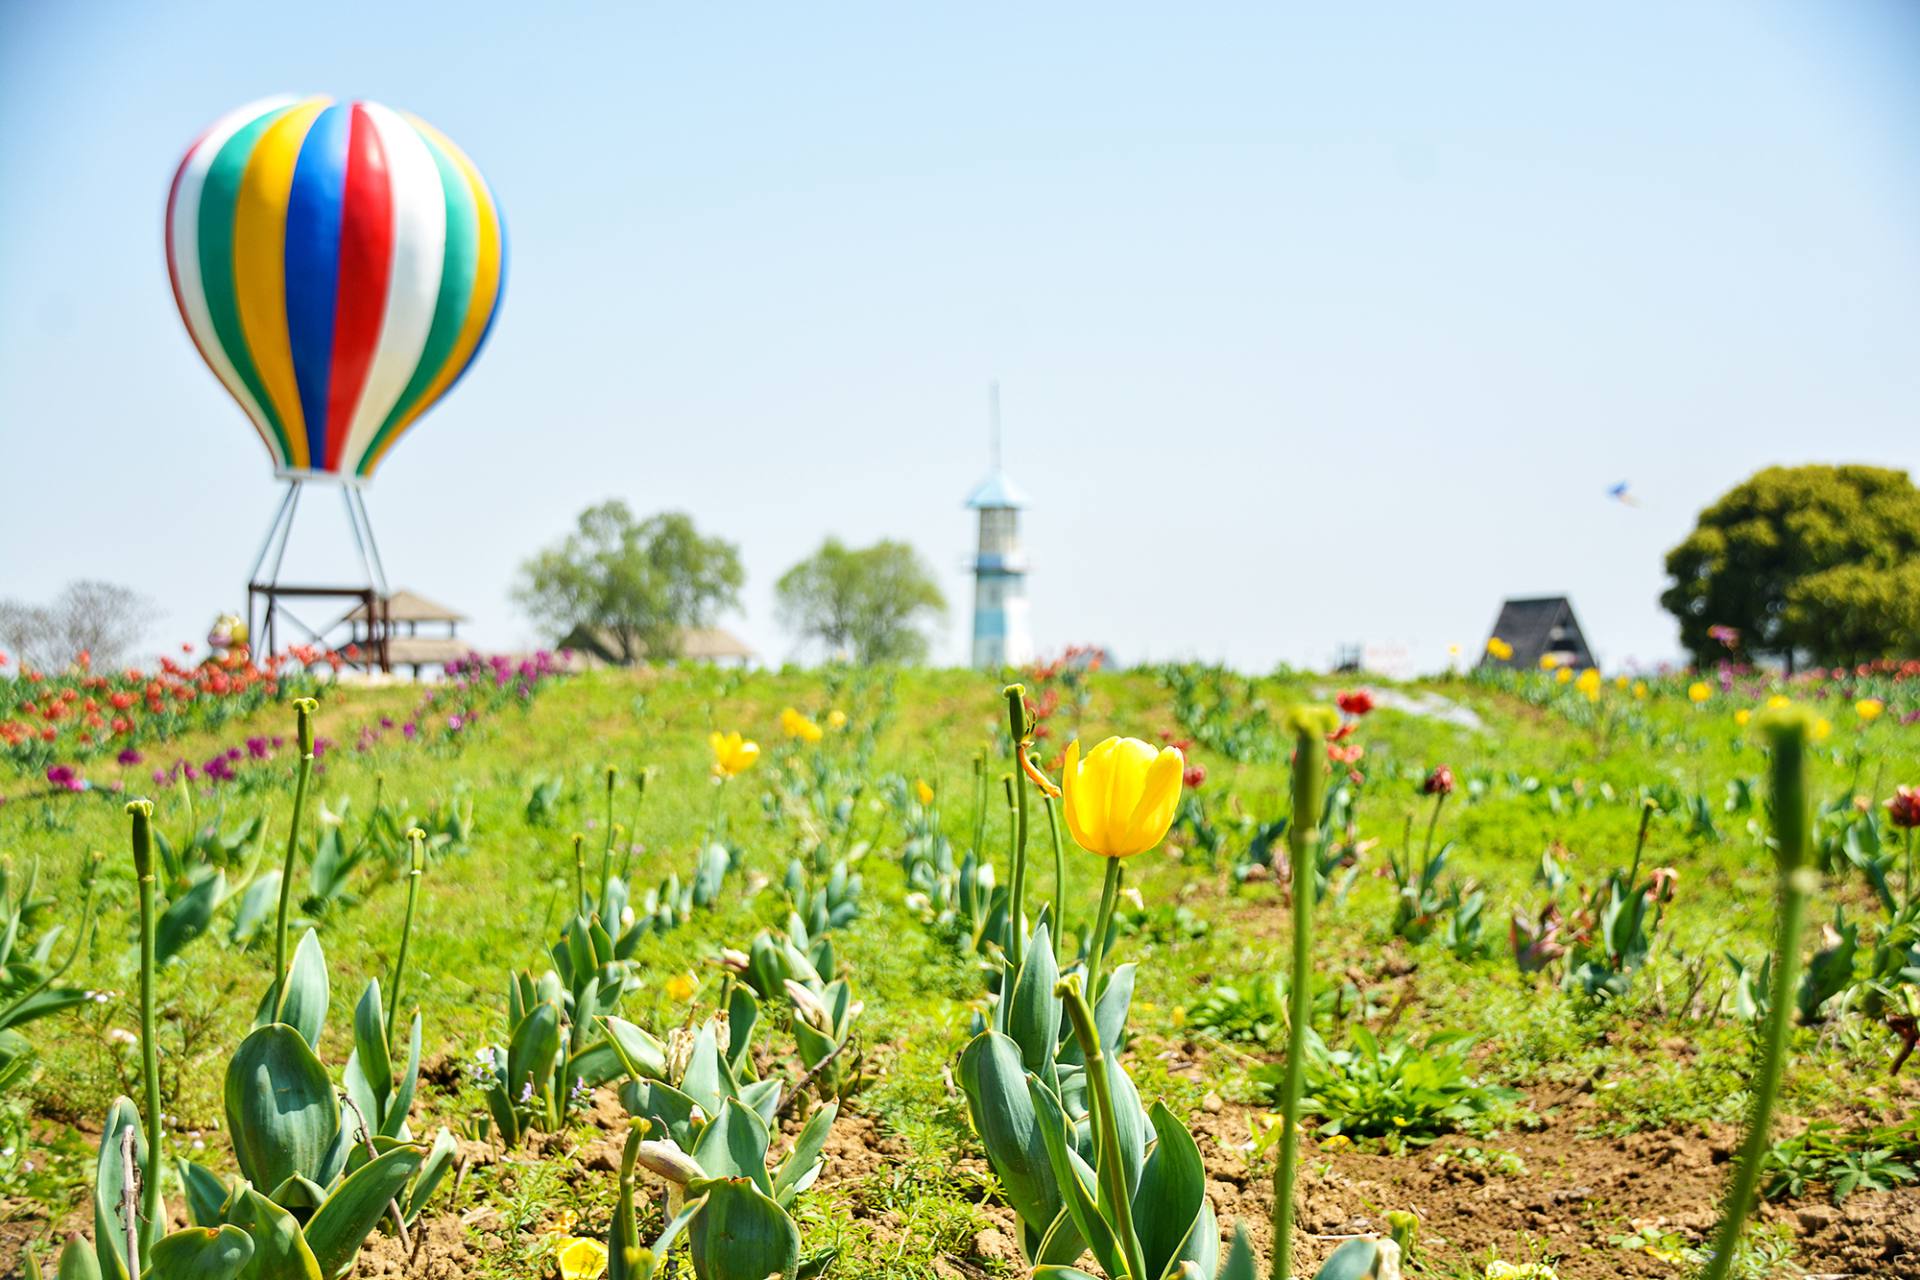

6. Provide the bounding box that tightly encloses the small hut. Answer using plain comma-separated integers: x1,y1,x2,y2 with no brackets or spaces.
338,590,470,676
1482,596,1594,670
558,625,755,669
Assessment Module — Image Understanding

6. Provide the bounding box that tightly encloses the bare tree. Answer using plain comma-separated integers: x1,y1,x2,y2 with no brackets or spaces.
0,580,159,671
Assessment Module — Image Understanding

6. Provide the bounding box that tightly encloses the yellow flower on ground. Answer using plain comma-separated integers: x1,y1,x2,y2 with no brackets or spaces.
1613,675,1629,689
1486,636,1514,661
1539,653,1561,671
1857,698,1885,723
1812,717,1833,742
1632,681,1647,700
1574,668,1601,700
914,778,935,806
1485,1263,1559,1280
665,972,698,1002
826,708,848,730
1687,681,1711,703
1767,694,1791,709
779,707,824,743
1555,666,1573,685
555,1236,608,1280
1734,708,1751,726
709,731,760,777
1060,736,1184,858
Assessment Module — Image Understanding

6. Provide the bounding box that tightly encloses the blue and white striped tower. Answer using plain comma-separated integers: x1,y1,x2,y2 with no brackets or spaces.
967,384,1033,669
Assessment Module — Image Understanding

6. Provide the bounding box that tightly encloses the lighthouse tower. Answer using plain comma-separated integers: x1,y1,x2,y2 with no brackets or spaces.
967,384,1033,669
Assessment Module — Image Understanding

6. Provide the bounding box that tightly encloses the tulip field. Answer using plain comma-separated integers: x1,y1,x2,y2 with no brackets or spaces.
2,654,1918,1280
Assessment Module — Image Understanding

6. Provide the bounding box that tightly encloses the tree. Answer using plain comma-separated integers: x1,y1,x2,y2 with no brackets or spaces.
513,502,744,663
0,580,158,671
1661,465,1920,668
775,538,947,664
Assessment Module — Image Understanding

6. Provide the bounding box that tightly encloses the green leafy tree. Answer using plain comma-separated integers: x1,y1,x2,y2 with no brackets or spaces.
1661,465,1920,668
514,502,743,663
775,538,947,664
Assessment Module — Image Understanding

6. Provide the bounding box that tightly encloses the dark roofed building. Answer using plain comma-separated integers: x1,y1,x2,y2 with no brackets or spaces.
1482,596,1595,670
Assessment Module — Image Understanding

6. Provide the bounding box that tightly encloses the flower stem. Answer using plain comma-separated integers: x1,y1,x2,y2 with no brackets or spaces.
1003,686,1031,977
272,698,318,1023
1702,716,1813,1280
1043,793,1067,965
387,828,427,1056
599,766,617,909
1273,722,1329,1280
1086,857,1123,1001
128,801,164,1254
1057,975,1147,1280
572,833,588,917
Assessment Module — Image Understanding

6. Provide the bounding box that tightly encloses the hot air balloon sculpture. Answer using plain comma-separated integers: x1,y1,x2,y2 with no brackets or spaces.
166,95,505,667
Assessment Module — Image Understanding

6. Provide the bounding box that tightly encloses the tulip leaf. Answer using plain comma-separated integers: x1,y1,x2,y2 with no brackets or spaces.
229,872,280,948
404,1128,460,1225
1030,1270,1102,1280
1058,963,1135,1066
956,1032,1065,1243
302,1144,423,1280
1313,1238,1394,1280
384,1010,423,1140
739,1077,783,1127
678,1023,733,1118
725,985,760,1077
57,1236,101,1280
772,1101,836,1207
226,1187,323,1280
685,1176,799,1280
349,981,393,1118
142,1226,253,1280
598,1015,669,1081
154,869,226,964
254,929,330,1049
1134,1101,1211,1280
1218,1228,1260,1280
92,1097,144,1280
504,1000,562,1106
225,1024,340,1193
690,1097,774,1198
627,1080,704,1151
1026,1074,1125,1280
1007,923,1062,1086
177,1158,230,1228
1034,1205,1089,1268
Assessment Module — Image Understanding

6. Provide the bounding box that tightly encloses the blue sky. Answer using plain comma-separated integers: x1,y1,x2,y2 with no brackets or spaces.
4,3,1920,671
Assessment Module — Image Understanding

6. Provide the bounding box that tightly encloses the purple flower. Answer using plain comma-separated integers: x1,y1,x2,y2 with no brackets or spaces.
225,747,243,762
45,764,81,792
118,748,143,766
313,737,332,759
151,769,166,784
246,736,270,759
447,714,464,732
379,717,394,730
402,722,418,740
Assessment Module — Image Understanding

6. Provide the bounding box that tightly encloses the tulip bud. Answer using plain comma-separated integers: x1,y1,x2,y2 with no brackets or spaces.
718,947,751,973
634,1138,705,1186
785,979,832,1032
125,799,155,878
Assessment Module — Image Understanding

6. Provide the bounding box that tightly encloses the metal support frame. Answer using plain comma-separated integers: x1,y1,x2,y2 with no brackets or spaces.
245,477,394,673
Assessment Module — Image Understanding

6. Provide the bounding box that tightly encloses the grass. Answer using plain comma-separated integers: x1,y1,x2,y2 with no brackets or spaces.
2,660,1913,1276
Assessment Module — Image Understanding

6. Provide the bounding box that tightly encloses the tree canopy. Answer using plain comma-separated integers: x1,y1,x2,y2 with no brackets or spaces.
0,580,157,671
513,502,743,663
775,538,947,664
1660,464,1920,668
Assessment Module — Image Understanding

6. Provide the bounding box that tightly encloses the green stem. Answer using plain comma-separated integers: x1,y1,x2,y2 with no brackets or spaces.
129,802,164,1254
387,829,426,1055
1419,790,1446,880
572,833,588,917
272,699,318,1023
1702,719,1813,1280
1043,793,1067,966
1057,975,1148,1280
1905,827,1914,910
1086,858,1123,1001
1004,686,1031,978
969,753,989,862
612,1125,643,1266
1627,799,1653,889
600,766,617,909
1274,723,1329,1280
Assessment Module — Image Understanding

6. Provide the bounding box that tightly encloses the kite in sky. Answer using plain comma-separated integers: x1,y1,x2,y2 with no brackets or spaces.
1606,481,1640,507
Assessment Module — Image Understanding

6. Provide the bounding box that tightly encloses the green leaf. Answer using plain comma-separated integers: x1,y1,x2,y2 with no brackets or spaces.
685,1177,799,1280
383,1011,423,1140
1134,1101,1210,1280
689,1098,774,1197
1007,923,1061,1084
350,982,393,1119
1026,1074,1124,1280
226,1188,323,1280
254,929,330,1049
141,1226,253,1280
1217,1227,1259,1280
772,1101,836,1207
405,1128,459,1225
1030,1270,1103,1280
504,1000,563,1104
725,985,760,1077
154,870,226,965
93,1097,144,1280
177,1159,230,1228
956,1032,1064,1242
302,1145,423,1280
599,1015,668,1080
228,873,280,948
677,1024,732,1118
225,1025,340,1193
59,1235,103,1280
739,1078,783,1127
1312,1238,1395,1280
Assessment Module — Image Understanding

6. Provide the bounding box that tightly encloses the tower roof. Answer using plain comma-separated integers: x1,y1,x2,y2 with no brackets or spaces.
965,468,1030,509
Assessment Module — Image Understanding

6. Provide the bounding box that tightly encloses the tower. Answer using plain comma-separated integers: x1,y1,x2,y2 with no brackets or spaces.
967,383,1034,669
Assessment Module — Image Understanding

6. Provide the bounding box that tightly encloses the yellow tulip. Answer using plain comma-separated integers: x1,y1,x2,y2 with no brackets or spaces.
827,708,848,730
1812,717,1832,742
709,731,760,777
1486,637,1514,661
1555,667,1573,685
1687,682,1711,703
1734,708,1751,726
665,972,698,1002
914,778,935,806
1767,694,1791,710
1060,736,1184,858
1574,668,1601,698
1613,675,1629,689
1632,681,1648,700
1857,698,1885,723
779,707,824,743
1540,653,1561,671
556,1236,608,1280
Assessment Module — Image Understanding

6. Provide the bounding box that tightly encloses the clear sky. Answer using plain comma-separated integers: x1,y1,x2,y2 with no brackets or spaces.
4,3,1920,672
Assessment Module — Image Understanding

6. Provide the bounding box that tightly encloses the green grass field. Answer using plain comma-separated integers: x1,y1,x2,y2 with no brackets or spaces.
4,662,1917,1279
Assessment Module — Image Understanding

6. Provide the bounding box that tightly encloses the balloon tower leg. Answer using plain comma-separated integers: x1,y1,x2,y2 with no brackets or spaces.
246,481,302,658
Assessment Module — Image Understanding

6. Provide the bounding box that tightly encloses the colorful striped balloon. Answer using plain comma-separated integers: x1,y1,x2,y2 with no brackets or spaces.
165,97,505,481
